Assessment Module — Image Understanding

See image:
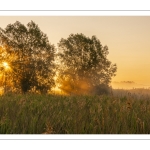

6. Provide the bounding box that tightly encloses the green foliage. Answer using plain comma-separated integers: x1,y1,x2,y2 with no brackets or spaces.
58,33,117,95
0,21,55,93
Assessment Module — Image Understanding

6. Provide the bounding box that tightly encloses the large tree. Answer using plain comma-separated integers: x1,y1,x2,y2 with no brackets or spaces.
0,21,55,93
57,33,117,95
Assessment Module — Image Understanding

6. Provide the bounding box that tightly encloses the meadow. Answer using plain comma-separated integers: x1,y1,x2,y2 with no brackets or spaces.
0,88,150,134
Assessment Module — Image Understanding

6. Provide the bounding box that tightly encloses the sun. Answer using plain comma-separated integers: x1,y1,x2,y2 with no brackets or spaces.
2,62,10,70
3,62,8,67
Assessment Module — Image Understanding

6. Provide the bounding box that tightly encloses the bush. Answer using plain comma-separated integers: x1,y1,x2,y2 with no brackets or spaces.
91,84,111,95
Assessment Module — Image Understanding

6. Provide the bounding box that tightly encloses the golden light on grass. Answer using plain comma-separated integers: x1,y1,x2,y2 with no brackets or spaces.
0,87,4,95
50,71,67,95
51,79,66,95
51,85,65,95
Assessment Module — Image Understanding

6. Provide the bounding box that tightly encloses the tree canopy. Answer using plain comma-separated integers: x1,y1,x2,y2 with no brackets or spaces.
57,33,117,95
0,21,117,95
0,21,55,93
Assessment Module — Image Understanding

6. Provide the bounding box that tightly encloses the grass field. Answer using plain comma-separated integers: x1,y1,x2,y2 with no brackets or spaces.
0,89,150,134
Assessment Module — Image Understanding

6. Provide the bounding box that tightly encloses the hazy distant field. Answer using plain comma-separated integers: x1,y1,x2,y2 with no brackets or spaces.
0,89,150,134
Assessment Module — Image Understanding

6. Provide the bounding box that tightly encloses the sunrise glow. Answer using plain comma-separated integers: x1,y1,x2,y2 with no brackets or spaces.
1,16,150,89
2,62,10,70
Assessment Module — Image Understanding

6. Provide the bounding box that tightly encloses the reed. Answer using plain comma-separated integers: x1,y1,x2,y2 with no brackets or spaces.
0,90,150,134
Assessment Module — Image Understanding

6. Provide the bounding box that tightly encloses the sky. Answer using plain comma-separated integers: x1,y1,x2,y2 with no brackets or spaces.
0,16,150,89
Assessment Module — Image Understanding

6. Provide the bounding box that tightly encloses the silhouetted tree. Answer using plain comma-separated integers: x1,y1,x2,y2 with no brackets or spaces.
57,33,117,95
0,21,55,93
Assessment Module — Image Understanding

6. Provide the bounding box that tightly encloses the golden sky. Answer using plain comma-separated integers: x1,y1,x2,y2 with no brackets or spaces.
1,16,150,88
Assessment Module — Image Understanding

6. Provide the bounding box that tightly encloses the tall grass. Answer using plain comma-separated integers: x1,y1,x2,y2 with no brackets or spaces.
0,91,150,134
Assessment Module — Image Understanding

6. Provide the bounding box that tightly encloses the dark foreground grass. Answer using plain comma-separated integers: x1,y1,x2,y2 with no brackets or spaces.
0,93,150,134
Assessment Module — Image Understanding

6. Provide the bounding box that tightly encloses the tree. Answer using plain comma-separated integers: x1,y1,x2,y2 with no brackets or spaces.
0,21,55,93
57,33,117,95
